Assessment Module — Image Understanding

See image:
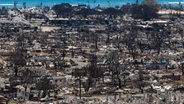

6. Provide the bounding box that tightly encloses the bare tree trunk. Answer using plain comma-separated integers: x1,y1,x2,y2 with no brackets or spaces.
79,76,82,99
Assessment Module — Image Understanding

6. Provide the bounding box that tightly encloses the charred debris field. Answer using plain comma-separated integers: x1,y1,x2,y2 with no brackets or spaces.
0,0,184,103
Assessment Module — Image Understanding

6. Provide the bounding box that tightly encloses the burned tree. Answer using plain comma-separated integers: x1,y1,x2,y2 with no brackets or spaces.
105,51,122,88
9,33,27,76
131,0,160,20
9,49,26,76
35,76,56,98
52,3,73,18
123,24,139,59
151,24,171,54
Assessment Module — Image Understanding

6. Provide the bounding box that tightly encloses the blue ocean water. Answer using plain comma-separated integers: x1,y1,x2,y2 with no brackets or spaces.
0,0,183,8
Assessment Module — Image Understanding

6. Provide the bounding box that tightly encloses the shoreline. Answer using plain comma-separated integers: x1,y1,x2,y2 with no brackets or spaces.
0,1,184,9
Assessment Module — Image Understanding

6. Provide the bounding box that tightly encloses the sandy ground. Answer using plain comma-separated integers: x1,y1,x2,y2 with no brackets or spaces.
41,26,60,32
0,57,6,67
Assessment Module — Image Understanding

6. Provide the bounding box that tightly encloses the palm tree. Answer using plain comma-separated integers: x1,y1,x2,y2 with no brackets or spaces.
14,0,18,9
23,2,26,9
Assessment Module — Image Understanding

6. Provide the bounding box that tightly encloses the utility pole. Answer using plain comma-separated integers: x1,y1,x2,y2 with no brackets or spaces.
40,2,43,8
14,0,18,9
87,0,90,8
94,0,96,8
